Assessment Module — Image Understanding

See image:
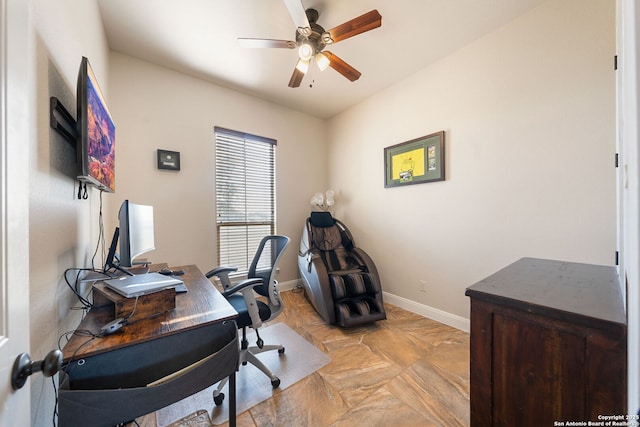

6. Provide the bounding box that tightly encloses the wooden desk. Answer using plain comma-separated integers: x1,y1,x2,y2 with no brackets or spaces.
63,264,237,360
60,265,239,427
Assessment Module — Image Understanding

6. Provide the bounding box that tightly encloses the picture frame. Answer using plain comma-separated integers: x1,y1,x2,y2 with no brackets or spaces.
157,149,180,171
384,131,445,188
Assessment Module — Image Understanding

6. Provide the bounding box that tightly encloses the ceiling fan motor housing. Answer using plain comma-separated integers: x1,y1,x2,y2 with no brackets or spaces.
296,9,327,53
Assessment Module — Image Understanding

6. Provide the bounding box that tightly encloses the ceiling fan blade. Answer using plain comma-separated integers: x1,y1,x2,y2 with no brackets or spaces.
238,38,297,49
288,66,305,88
324,51,361,82
324,9,382,44
283,0,311,36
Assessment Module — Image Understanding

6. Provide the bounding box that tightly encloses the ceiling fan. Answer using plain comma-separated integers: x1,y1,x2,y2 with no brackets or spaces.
238,0,382,88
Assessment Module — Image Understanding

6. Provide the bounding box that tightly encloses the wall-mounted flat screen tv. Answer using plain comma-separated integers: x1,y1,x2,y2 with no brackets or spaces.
76,56,115,192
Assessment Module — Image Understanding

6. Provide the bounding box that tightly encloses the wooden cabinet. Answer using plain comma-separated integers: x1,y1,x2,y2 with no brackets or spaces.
465,258,626,426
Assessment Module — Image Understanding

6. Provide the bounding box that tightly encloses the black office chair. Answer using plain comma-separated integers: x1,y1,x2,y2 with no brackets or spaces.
205,234,290,405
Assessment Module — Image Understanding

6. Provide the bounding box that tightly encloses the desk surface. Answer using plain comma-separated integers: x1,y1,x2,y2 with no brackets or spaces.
62,264,238,361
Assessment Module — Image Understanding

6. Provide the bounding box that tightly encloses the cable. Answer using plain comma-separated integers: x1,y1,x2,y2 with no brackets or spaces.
57,329,103,372
58,329,99,351
123,296,139,323
121,296,139,324
54,330,95,426
63,268,101,310
90,190,105,271
66,190,111,311
52,375,57,427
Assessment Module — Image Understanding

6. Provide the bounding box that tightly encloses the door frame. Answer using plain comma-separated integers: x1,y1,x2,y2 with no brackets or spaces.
0,0,32,424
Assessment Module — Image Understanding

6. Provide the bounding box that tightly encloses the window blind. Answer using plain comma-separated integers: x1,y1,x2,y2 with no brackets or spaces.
214,127,276,273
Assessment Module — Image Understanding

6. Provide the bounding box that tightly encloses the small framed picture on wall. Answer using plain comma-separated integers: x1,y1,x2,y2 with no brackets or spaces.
157,149,180,171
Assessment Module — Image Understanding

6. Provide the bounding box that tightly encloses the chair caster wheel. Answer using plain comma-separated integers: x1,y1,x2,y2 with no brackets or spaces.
271,378,281,389
213,392,225,406
257,338,264,349
278,347,285,354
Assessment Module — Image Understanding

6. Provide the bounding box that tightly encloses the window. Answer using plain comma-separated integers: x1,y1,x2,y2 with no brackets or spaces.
214,127,276,273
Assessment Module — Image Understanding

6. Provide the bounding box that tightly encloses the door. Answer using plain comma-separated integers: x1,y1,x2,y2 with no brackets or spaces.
617,0,640,410
0,0,31,424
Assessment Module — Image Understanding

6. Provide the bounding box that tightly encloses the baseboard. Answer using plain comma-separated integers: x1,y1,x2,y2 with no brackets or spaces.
382,291,470,333
281,280,469,332
279,278,302,292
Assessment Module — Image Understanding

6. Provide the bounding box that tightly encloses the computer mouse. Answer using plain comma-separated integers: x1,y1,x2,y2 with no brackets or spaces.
158,268,173,275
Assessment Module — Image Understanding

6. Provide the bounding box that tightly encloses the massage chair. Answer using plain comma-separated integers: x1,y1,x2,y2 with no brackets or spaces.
298,211,386,327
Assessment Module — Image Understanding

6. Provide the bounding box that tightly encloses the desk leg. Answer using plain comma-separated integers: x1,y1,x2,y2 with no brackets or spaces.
229,372,236,427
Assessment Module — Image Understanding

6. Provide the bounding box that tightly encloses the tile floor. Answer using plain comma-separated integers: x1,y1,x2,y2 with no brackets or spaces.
139,288,470,427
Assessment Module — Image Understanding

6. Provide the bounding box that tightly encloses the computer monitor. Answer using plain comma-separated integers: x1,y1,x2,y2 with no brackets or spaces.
119,200,155,268
104,200,155,273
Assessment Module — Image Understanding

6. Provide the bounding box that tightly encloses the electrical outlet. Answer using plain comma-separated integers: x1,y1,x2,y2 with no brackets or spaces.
419,280,427,292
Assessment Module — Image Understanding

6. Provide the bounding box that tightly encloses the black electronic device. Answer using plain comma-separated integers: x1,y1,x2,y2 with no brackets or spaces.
100,318,125,336
158,268,185,276
103,226,133,276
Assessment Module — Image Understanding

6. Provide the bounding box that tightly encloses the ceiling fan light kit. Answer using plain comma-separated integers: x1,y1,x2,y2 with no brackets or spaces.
315,52,330,71
238,0,382,88
298,43,314,61
295,58,310,73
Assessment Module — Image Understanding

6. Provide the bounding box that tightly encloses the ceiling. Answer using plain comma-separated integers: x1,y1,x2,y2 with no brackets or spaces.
97,0,546,119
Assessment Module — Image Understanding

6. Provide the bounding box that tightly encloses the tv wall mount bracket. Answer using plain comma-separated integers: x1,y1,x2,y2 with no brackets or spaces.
49,96,76,146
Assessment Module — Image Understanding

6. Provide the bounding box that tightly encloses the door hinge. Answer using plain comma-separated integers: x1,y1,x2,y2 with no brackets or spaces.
615,250,619,266
614,55,618,70
615,153,619,168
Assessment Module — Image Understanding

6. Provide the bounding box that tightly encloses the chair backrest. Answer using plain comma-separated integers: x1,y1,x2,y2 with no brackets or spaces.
248,235,290,310
307,212,359,272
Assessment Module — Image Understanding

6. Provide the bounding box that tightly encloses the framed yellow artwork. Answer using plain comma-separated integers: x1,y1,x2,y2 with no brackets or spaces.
384,131,444,188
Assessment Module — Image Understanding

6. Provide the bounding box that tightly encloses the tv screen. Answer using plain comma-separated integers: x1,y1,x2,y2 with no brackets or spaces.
118,200,155,268
76,56,115,192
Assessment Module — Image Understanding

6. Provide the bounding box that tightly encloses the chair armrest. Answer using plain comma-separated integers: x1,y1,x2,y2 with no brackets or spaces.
205,266,238,290
222,278,265,328
221,278,263,298
351,247,382,293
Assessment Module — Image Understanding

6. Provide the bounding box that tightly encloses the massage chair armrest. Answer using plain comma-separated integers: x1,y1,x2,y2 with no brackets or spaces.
300,250,337,324
351,247,382,293
205,266,238,290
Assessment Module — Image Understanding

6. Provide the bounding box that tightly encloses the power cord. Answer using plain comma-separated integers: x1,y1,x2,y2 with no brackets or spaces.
63,268,106,311
90,190,106,271
54,293,140,427
98,296,139,336
54,331,98,427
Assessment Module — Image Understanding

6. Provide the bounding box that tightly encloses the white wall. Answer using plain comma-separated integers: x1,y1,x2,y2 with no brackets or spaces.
30,0,110,424
106,53,327,281
327,0,616,321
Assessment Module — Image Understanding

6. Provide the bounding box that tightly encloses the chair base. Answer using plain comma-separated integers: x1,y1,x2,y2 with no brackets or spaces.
213,339,285,405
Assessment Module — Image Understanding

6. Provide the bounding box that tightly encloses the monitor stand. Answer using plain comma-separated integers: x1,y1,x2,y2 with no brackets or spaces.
104,227,137,276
